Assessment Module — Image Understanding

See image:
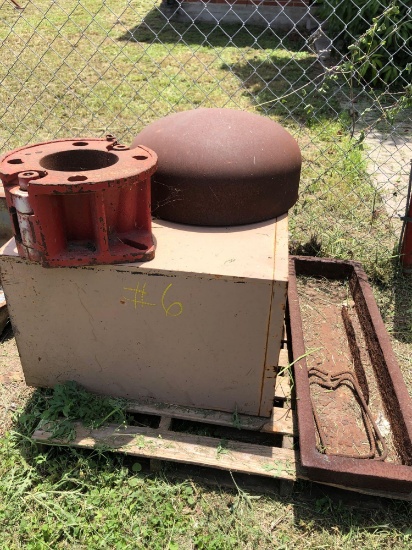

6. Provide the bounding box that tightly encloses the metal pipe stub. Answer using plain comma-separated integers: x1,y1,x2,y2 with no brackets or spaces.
0,137,157,267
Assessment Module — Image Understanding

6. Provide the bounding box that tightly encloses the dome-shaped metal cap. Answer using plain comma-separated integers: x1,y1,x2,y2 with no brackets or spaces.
131,108,301,226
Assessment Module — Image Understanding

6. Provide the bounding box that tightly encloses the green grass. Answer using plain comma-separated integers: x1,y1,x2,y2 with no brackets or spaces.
2,387,412,549
0,1,411,547
30,381,130,441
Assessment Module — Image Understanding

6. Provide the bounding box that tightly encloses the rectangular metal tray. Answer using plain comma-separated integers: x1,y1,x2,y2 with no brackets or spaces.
289,256,412,495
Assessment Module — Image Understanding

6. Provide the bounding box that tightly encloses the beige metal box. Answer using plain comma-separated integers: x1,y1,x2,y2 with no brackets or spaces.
0,215,288,417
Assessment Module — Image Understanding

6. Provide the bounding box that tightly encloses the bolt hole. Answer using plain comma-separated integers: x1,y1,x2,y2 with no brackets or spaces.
133,155,148,161
8,159,23,164
68,175,88,182
21,172,36,177
72,141,89,147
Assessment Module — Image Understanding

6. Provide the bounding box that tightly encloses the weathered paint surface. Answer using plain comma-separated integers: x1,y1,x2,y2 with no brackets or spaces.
0,216,288,417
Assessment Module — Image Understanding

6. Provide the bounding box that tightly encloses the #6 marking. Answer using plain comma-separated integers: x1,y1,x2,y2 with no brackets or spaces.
123,282,183,317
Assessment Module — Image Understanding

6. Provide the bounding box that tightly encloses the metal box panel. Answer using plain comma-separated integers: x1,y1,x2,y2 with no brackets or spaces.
0,216,288,417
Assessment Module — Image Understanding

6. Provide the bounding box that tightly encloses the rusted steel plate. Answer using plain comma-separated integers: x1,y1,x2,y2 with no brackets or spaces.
131,108,301,226
0,137,157,267
288,255,412,496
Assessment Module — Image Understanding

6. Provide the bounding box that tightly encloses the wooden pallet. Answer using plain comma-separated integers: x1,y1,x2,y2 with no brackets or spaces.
33,336,298,484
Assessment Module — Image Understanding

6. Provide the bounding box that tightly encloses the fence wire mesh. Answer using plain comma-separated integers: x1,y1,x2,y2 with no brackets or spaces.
1,0,411,280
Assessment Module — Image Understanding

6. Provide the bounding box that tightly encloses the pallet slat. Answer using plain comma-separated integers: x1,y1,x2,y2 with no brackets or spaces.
261,407,295,435
127,401,295,436
278,348,289,367
33,423,297,480
274,376,292,400
128,401,264,430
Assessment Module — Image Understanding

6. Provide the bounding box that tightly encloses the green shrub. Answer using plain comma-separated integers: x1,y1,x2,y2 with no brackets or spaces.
316,0,412,85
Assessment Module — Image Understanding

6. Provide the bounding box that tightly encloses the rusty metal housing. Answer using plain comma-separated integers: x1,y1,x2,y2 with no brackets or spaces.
0,137,157,267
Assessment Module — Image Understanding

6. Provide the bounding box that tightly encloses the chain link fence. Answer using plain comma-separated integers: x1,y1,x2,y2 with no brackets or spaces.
1,0,411,280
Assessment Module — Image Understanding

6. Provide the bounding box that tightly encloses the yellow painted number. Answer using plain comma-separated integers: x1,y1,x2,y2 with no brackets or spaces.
161,283,183,317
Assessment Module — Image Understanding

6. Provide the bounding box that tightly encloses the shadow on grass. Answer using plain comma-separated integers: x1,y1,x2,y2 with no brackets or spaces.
118,5,307,52
119,5,337,125
373,256,412,345
290,235,322,257
224,51,342,124
291,480,412,537
393,270,412,345
0,321,15,344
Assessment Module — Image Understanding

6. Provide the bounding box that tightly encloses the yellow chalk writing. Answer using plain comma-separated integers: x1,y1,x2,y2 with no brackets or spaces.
123,283,156,309
161,283,183,317
123,281,183,317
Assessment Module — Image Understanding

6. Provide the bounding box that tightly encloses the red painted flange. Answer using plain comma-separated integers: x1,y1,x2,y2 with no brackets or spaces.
0,137,157,267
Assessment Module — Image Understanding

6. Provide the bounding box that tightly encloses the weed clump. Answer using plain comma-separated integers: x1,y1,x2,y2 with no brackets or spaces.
37,381,129,441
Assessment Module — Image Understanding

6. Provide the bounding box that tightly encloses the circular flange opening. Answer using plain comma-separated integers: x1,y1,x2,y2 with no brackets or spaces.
39,149,119,172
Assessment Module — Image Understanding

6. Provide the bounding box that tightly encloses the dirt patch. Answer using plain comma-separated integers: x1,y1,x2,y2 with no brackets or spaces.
0,325,32,437
297,276,399,463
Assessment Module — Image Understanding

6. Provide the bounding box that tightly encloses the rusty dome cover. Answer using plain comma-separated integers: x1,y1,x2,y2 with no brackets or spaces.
131,108,301,226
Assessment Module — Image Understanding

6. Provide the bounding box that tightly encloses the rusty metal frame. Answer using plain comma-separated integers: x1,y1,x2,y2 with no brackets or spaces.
288,255,412,495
